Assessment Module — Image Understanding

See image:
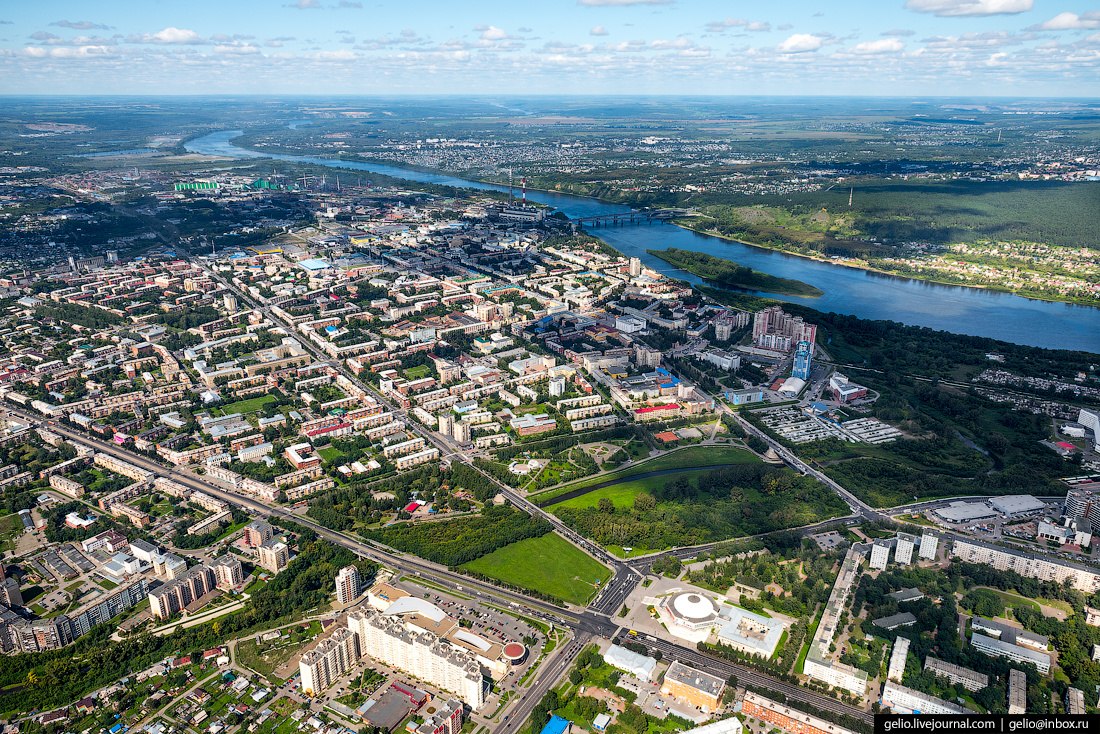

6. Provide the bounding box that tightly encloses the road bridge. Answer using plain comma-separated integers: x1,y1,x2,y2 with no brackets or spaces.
572,208,691,227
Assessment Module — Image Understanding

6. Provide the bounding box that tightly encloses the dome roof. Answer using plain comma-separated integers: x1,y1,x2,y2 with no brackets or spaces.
670,592,719,622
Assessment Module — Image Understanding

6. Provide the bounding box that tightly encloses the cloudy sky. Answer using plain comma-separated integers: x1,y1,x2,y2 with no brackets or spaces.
0,0,1098,96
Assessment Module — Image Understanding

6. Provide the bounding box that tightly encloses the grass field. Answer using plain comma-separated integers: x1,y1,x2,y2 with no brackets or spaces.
532,444,758,504
975,587,1041,614
318,446,346,463
461,532,611,606
552,468,717,511
213,394,277,416
0,514,22,554
403,365,431,380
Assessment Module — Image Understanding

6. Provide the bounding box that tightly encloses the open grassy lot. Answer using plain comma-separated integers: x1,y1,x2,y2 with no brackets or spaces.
461,532,611,606
213,394,277,416
317,446,345,463
0,514,22,554
532,444,758,504
552,469,716,511
403,365,431,380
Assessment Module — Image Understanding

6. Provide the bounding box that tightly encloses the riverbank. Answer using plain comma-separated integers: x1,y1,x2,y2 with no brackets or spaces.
184,129,1099,351
671,219,1097,309
648,248,824,298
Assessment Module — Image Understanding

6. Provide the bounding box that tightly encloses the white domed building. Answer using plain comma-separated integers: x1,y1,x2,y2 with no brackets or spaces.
655,588,789,656
657,591,722,642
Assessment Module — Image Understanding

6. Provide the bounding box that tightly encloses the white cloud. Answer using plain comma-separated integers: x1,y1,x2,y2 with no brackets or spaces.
479,26,508,41
777,33,823,53
313,49,356,60
590,25,609,36
904,0,1033,17
882,28,916,37
146,27,203,44
51,20,112,30
852,38,905,54
705,18,771,33
24,45,113,58
214,44,261,55
287,0,322,8
577,0,672,6
1032,12,1100,31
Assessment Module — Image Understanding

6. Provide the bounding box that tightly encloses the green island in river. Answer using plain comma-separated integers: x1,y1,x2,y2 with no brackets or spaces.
648,247,824,298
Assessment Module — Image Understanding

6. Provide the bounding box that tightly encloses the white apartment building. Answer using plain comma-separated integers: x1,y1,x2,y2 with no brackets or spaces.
300,627,359,696
918,532,939,561
887,637,909,683
336,565,361,605
869,540,891,571
951,538,1100,593
348,607,485,709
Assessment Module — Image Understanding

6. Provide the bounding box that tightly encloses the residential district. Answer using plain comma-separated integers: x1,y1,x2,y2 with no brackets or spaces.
0,174,1098,734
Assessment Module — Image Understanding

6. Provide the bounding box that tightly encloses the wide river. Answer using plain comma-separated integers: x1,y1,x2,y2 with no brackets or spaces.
187,130,1098,352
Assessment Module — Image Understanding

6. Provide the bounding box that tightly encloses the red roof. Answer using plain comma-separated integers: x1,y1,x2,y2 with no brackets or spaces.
404,501,421,513
305,421,351,438
635,403,680,415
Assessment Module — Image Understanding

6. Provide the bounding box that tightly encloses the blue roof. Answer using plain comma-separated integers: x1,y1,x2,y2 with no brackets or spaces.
299,258,331,271
541,716,570,734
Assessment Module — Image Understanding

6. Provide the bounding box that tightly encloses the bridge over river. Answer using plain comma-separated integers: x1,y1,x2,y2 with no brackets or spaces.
572,208,693,227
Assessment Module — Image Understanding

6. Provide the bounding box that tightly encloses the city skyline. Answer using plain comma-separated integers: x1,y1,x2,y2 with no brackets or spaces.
0,0,1098,96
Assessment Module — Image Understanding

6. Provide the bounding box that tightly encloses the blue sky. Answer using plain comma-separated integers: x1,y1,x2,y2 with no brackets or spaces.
0,0,1098,96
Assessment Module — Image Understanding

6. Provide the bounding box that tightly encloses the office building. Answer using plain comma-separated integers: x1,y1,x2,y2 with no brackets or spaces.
1008,670,1026,714
300,627,359,696
887,637,909,683
336,565,361,605
792,341,812,381
918,533,939,561
257,540,289,573
924,657,988,692
604,644,658,682
660,661,725,712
